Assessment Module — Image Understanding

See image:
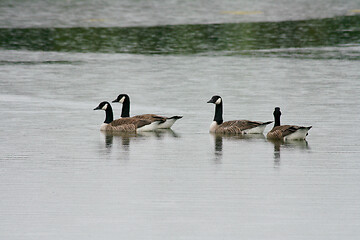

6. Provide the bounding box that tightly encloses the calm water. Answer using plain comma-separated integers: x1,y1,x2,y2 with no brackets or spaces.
1,1,360,240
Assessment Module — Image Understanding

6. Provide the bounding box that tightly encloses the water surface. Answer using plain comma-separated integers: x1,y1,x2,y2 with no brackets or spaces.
1,1,360,240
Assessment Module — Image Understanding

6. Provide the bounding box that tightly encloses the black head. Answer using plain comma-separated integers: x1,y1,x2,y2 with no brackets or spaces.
93,101,111,111
207,95,222,104
112,94,129,103
208,95,223,124
274,107,281,117
94,101,114,124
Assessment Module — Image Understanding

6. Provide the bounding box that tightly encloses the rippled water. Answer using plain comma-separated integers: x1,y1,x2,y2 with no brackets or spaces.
1,1,360,240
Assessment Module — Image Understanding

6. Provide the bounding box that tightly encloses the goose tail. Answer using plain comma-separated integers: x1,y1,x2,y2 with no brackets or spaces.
261,121,273,126
168,115,183,120
157,116,183,129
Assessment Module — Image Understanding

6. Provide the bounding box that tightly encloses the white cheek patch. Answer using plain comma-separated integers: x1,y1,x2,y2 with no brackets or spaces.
215,98,222,105
119,96,126,103
101,103,108,110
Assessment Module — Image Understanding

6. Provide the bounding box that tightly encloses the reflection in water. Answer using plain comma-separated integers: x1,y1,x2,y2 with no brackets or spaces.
137,129,180,139
101,131,136,155
1,15,359,59
213,134,223,163
161,129,181,138
270,139,283,165
211,133,266,163
104,133,114,149
217,133,266,141
101,129,180,151
268,139,310,165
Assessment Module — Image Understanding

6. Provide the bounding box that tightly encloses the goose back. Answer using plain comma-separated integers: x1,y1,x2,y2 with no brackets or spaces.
112,94,182,129
267,125,312,140
94,101,159,132
133,114,166,121
104,118,154,132
207,95,272,135
214,120,272,134
267,107,312,140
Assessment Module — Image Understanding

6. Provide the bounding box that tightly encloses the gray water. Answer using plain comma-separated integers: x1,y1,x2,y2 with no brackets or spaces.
1,1,360,240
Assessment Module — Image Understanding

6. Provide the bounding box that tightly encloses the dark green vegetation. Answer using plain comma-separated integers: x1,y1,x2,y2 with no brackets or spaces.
1,15,359,58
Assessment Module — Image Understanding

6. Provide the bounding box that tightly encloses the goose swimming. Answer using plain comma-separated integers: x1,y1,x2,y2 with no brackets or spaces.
93,101,162,132
207,95,272,134
112,94,182,129
266,107,312,140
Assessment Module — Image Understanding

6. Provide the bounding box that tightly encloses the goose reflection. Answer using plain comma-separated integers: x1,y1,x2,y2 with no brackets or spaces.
268,139,310,165
101,131,136,151
101,129,180,150
104,132,114,148
213,134,223,163
211,133,266,163
137,129,180,139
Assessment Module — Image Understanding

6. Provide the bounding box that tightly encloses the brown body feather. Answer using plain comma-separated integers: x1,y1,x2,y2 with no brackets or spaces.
267,125,309,139
94,101,159,132
104,118,153,132
207,96,272,134
266,107,312,140
112,94,182,129
214,120,269,134
132,114,167,122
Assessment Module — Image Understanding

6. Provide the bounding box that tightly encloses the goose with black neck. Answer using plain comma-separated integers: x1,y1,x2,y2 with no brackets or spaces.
93,101,162,132
207,95,272,134
112,94,182,129
267,107,312,140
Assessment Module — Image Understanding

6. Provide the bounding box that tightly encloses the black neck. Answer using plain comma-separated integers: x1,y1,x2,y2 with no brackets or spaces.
121,99,130,118
104,105,114,124
213,102,223,125
274,113,281,127
274,118,280,127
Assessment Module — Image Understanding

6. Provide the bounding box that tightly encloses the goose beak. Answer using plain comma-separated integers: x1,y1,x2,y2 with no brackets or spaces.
93,106,101,110
207,99,214,103
111,99,118,103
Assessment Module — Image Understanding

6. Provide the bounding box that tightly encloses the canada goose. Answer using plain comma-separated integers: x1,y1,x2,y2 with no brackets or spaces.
93,101,162,132
207,95,272,134
112,94,182,129
266,107,312,140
